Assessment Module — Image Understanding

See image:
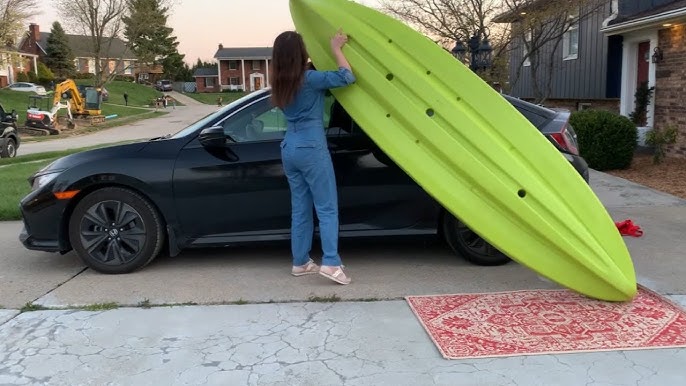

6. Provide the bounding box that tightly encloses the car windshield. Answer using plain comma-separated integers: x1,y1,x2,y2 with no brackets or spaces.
169,92,262,139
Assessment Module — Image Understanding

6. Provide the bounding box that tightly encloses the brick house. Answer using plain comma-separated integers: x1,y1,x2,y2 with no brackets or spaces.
193,67,220,93
601,0,686,157
0,47,39,87
211,44,272,92
19,23,137,79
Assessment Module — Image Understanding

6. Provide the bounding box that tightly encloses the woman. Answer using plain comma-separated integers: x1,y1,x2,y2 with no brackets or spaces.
271,29,356,285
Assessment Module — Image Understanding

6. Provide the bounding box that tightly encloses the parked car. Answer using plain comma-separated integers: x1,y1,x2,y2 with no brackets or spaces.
156,79,173,92
0,103,20,158
18,89,589,274
6,82,47,95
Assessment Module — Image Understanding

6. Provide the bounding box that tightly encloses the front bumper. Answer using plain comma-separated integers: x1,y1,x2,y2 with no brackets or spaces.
19,224,61,252
18,188,70,253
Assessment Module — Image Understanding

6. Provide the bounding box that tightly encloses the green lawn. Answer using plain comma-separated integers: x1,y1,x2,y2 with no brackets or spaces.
74,79,178,107
1,80,169,125
0,159,53,220
0,142,135,220
0,88,34,124
186,92,247,105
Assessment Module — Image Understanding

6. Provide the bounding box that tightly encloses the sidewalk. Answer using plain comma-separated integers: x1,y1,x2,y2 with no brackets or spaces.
1,298,684,385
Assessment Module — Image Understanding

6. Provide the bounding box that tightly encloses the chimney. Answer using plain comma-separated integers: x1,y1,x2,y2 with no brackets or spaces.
218,43,223,50
29,24,40,42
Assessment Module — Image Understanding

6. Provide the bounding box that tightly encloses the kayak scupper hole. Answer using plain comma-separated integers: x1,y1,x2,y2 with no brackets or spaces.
456,96,462,102
426,70,431,75
518,189,527,198
386,113,391,118
426,108,435,117
388,39,392,43
386,73,394,81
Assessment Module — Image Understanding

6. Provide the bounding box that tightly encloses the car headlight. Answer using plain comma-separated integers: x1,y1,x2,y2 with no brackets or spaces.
31,172,60,191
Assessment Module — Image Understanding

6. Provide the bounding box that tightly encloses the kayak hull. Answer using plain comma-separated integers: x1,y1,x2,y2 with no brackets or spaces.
289,0,637,301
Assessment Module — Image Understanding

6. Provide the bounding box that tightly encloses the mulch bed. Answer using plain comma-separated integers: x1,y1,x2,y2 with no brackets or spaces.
606,154,686,200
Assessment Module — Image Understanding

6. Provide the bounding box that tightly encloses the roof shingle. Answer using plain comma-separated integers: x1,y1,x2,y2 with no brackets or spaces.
38,32,136,60
214,47,272,59
193,67,219,77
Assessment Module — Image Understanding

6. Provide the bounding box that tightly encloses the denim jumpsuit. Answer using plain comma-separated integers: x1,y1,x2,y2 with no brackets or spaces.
280,67,356,267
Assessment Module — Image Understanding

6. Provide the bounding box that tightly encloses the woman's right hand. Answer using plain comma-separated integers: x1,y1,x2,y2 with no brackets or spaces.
330,28,348,51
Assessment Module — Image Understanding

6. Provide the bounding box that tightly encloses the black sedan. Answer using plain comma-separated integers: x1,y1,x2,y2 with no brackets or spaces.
19,89,589,274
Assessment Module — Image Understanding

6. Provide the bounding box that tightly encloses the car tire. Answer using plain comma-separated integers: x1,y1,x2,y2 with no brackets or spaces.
1,138,16,158
68,187,165,274
442,213,511,266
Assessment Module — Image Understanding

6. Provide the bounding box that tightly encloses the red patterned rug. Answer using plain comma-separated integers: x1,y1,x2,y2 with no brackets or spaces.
406,286,686,359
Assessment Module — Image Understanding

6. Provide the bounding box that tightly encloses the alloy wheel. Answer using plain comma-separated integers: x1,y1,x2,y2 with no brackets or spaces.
79,200,147,265
454,221,500,256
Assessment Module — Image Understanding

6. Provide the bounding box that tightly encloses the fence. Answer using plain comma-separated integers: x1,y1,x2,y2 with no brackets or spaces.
173,81,196,93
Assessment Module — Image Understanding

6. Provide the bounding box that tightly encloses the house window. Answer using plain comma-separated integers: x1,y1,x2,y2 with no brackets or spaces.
523,30,532,67
123,61,133,75
229,60,238,70
205,77,215,88
230,77,240,85
74,59,80,72
563,11,580,60
252,60,261,70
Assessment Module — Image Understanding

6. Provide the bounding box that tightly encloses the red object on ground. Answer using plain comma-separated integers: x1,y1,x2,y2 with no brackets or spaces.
615,219,643,237
405,287,686,359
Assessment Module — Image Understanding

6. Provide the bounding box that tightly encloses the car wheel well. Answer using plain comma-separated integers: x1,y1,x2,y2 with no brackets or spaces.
60,183,167,251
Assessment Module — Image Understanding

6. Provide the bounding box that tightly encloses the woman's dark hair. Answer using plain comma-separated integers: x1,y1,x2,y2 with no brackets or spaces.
271,31,309,108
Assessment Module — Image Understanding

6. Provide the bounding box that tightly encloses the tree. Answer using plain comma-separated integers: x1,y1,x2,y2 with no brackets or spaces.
0,0,38,45
122,0,178,66
161,51,189,81
379,0,512,87
55,0,128,87
37,62,55,84
496,0,606,103
45,21,76,78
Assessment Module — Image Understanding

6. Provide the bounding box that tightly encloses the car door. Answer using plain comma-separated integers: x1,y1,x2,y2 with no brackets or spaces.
325,99,437,233
172,95,293,243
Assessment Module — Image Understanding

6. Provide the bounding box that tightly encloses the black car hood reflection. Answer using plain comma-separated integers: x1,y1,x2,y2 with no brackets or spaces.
36,141,149,175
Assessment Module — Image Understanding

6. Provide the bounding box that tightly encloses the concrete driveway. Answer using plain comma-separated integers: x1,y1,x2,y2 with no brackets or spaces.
2,149,686,383
1,170,684,309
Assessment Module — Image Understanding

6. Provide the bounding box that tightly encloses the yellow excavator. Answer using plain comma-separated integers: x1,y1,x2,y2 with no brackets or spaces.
25,79,104,135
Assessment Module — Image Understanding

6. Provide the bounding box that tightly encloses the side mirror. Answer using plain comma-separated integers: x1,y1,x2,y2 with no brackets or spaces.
11,109,17,120
199,126,229,148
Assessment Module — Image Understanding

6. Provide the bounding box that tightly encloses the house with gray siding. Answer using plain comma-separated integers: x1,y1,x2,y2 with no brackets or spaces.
496,0,686,157
494,0,621,112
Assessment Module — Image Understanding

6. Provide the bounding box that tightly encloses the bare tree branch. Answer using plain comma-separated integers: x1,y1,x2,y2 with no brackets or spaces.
55,0,128,87
499,0,606,103
378,0,512,87
0,0,39,45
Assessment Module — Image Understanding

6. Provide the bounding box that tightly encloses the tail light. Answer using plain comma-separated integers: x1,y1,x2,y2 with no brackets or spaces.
550,123,579,156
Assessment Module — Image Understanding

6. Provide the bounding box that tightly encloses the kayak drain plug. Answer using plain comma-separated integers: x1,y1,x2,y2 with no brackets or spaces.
518,189,527,198
426,108,435,117
386,73,394,81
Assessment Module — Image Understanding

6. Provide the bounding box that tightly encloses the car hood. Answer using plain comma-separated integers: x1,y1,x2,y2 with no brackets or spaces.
35,141,148,176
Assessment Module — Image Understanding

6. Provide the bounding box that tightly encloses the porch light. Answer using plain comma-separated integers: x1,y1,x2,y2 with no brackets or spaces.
651,47,663,63
451,40,467,63
452,31,493,72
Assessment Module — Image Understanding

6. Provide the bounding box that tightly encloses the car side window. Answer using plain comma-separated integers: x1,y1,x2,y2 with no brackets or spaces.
219,97,287,143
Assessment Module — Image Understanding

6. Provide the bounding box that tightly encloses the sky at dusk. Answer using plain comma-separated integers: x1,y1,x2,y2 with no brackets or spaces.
28,0,381,65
